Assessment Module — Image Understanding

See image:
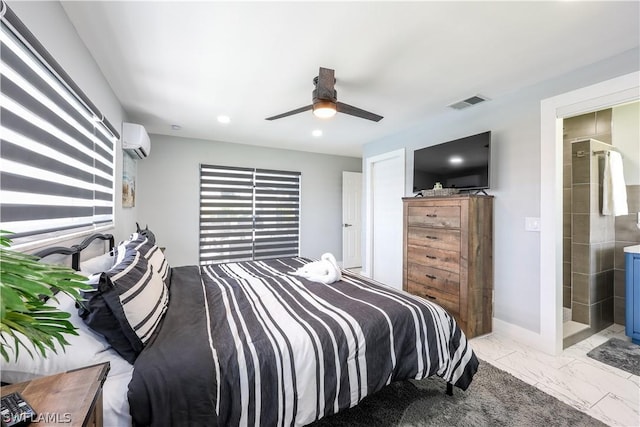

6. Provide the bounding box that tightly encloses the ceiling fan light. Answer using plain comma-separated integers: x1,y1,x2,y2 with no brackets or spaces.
313,101,337,119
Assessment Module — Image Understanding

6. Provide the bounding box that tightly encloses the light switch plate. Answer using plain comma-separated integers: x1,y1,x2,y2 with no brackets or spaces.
525,217,541,232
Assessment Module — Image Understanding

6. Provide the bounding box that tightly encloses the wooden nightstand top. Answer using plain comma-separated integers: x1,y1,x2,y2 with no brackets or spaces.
1,362,110,427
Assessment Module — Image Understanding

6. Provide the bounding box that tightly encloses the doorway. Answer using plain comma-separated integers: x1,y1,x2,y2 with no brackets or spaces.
561,104,640,348
540,71,639,355
342,171,362,269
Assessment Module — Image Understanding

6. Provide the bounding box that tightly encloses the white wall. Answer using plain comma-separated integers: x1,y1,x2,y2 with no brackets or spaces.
135,134,361,267
362,48,640,334
7,1,133,245
613,102,640,185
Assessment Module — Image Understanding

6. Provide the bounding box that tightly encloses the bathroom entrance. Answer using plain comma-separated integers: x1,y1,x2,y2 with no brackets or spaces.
562,102,640,348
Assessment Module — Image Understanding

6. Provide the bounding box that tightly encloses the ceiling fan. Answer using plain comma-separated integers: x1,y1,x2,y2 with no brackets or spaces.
265,67,383,122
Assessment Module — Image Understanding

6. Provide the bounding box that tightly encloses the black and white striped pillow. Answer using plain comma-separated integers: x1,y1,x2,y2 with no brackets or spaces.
80,246,169,362
121,233,170,285
107,248,168,342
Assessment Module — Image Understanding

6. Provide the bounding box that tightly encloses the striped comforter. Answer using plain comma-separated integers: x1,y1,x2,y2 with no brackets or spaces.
128,258,478,427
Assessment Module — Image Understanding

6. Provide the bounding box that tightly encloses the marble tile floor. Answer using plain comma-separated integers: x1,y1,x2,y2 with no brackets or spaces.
470,324,639,427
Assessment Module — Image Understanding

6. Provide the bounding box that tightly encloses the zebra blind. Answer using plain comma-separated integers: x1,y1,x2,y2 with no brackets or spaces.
0,3,118,242
200,164,301,265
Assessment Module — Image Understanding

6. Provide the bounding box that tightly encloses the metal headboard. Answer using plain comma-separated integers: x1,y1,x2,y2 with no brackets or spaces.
33,233,115,271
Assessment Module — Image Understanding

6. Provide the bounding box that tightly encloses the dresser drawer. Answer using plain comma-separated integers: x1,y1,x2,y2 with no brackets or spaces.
407,205,461,228
407,244,460,274
407,281,459,315
407,227,460,251
407,262,459,296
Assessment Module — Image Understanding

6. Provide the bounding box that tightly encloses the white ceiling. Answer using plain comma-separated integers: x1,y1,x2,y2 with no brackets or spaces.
60,1,640,157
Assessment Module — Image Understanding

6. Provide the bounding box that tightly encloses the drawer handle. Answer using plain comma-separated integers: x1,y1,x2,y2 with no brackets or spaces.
426,214,438,218
425,235,438,240
425,255,437,259
423,294,437,300
425,274,437,280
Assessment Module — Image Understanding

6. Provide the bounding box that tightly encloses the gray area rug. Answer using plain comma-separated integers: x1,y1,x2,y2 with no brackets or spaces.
310,361,605,427
587,337,640,376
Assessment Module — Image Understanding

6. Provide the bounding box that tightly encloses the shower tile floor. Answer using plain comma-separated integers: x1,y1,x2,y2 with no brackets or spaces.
562,307,590,340
564,320,591,338
471,324,639,427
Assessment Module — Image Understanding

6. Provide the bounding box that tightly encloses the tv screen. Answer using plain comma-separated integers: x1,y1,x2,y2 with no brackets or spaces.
413,131,491,192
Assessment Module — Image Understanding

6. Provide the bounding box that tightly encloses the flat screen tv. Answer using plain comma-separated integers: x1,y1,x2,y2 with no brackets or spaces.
413,131,491,193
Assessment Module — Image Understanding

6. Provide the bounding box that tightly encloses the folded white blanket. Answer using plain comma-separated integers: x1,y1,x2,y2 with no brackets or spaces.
291,253,342,284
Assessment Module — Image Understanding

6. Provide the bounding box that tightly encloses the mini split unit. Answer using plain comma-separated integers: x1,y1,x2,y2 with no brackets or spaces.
122,122,150,159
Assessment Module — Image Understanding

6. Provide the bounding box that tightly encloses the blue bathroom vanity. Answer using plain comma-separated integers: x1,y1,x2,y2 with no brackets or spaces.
626,244,640,345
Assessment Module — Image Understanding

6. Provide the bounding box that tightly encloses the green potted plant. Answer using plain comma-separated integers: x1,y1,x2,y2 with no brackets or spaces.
0,231,91,362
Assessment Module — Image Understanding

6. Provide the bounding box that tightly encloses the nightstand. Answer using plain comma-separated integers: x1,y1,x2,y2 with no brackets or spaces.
1,362,110,427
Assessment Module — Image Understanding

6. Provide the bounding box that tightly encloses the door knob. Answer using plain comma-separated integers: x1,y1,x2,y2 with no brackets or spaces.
343,223,353,227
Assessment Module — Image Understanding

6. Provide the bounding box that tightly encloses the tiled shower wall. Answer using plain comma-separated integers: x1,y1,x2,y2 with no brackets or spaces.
562,110,612,310
570,139,615,329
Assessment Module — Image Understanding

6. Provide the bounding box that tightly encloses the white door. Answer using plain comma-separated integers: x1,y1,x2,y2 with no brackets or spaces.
366,150,405,289
342,171,362,269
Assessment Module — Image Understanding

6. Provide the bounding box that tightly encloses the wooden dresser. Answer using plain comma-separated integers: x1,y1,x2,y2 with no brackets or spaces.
402,194,493,338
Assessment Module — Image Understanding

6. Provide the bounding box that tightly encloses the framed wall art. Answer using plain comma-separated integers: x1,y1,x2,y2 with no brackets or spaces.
122,152,136,208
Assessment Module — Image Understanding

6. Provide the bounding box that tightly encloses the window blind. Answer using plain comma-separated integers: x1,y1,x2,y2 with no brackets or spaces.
199,164,301,265
0,3,118,242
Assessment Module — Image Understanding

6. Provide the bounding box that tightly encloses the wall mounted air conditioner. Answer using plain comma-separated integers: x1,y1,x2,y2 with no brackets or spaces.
122,122,150,159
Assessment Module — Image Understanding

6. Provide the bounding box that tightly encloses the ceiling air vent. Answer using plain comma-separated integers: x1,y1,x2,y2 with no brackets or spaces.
448,95,489,110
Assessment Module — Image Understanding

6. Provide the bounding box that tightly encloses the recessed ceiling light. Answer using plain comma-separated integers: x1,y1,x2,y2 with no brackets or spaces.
217,115,230,124
449,156,463,164
171,124,181,130
312,129,323,137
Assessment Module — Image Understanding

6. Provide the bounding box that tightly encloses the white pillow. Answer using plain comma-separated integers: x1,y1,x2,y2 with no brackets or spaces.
79,251,117,275
0,292,114,384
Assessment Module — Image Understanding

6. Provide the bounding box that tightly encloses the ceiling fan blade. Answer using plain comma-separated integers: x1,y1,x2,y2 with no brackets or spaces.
336,102,383,122
265,105,312,121
316,67,335,100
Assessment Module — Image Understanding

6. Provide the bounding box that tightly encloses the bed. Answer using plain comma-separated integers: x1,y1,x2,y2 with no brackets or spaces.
0,231,479,426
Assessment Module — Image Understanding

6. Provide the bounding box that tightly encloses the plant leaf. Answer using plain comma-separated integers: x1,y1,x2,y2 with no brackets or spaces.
0,233,92,362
